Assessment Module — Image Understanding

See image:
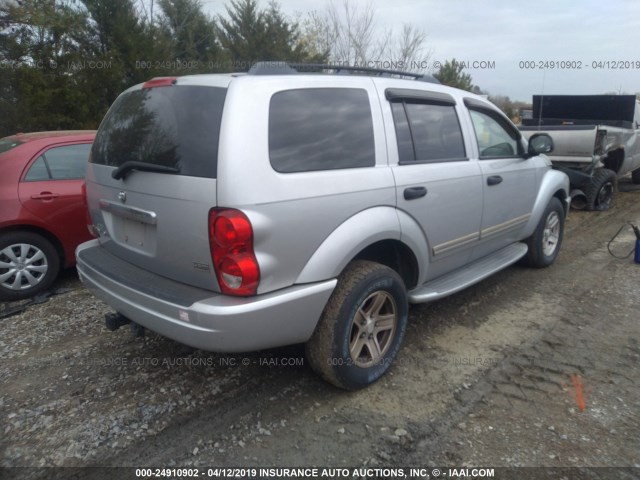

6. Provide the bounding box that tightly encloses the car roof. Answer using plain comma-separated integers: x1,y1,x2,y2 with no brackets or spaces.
3,130,97,143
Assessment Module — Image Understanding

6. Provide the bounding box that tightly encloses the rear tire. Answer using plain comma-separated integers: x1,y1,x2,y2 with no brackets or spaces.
523,197,565,268
0,231,60,301
584,168,616,211
632,168,640,185
305,260,408,390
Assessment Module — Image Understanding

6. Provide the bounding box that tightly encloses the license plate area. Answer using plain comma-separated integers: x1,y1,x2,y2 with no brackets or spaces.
99,200,158,255
112,216,156,254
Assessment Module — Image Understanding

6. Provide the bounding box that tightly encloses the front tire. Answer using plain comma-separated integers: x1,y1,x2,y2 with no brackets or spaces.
523,197,565,268
632,168,640,185
305,260,408,390
0,231,60,301
584,168,616,211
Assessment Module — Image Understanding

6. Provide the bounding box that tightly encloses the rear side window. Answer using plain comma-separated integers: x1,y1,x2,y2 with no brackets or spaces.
23,144,91,181
24,156,50,181
46,144,91,179
92,86,226,178
391,100,466,163
269,88,375,173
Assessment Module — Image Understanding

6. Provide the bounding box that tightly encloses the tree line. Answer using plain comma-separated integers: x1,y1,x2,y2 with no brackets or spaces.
7,0,608,137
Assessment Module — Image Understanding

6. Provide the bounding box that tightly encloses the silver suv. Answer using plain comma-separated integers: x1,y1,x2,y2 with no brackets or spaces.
76,63,570,390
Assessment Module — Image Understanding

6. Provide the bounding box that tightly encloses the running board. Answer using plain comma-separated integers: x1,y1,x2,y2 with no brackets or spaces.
409,243,528,303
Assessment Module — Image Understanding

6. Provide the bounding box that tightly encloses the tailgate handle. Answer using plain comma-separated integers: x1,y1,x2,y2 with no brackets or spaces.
99,200,157,225
404,186,428,200
487,176,503,186
31,192,60,200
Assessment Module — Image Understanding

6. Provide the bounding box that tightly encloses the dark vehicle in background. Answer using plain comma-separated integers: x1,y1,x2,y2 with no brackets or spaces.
0,131,96,301
520,95,640,210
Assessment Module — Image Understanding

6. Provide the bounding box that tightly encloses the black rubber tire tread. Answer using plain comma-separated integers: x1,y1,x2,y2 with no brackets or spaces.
305,260,408,390
0,231,60,301
631,168,640,185
584,168,617,211
523,197,565,268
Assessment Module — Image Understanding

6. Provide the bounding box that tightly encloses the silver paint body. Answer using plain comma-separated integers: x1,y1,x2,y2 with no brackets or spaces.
520,100,640,176
76,73,569,352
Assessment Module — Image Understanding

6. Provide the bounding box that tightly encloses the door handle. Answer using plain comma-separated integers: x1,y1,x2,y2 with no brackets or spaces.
404,186,427,200
31,192,60,200
487,176,503,186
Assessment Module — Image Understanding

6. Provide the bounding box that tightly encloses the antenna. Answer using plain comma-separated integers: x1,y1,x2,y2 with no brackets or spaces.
537,69,546,130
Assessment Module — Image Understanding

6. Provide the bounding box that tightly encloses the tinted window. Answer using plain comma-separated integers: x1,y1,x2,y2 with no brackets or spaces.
391,102,414,163
44,144,91,179
470,109,522,158
406,103,465,162
24,156,50,181
391,101,465,163
269,88,375,172
92,86,226,178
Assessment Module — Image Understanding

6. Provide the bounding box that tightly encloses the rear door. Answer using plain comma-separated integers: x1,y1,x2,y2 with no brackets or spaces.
384,87,484,281
465,100,538,260
18,142,93,250
86,79,228,291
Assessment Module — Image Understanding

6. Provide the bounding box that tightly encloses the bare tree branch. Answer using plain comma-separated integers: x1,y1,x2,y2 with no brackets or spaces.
301,0,429,70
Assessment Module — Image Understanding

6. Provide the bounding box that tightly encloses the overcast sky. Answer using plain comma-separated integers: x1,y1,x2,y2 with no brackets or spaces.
203,0,640,101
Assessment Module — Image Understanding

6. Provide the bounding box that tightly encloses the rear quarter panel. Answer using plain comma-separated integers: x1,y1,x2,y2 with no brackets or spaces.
217,76,396,293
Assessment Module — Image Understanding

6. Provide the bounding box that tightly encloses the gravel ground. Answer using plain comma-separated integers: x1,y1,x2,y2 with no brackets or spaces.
1,178,640,479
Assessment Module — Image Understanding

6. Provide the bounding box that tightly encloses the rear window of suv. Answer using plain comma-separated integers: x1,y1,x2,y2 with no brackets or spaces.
269,88,375,173
91,86,226,178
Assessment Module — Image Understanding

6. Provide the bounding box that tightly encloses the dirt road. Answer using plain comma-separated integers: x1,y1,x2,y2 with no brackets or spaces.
2,179,639,478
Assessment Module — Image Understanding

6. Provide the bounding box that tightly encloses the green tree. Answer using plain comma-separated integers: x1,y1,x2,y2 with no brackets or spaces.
0,0,176,136
488,95,516,120
217,0,324,69
0,0,94,135
434,59,474,91
157,0,226,72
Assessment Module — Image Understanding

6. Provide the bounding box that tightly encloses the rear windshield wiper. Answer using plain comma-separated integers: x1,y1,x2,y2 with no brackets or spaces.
112,161,180,180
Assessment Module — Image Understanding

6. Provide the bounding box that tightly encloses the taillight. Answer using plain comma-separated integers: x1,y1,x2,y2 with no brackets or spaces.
143,77,177,88
209,209,260,296
594,129,607,155
82,182,97,237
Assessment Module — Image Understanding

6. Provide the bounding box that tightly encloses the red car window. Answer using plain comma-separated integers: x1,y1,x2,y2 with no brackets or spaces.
24,156,51,181
43,144,92,180
0,138,24,155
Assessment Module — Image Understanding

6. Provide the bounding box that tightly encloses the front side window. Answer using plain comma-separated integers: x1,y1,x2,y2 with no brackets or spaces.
469,109,522,158
269,88,375,172
390,100,466,163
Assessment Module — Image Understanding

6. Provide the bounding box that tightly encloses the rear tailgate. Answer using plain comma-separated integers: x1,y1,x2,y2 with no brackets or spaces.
86,78,228,292
520,125,598,164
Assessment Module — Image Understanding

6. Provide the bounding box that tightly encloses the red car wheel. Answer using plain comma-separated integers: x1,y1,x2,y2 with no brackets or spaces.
0,231,60,301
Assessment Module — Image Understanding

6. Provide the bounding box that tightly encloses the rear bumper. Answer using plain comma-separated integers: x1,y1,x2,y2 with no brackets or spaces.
75,239,336,352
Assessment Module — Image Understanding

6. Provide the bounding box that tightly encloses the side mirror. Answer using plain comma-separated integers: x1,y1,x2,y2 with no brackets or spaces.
527,133,554,156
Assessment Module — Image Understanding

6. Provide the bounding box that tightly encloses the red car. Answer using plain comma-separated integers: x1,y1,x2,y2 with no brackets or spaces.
0,131,96,301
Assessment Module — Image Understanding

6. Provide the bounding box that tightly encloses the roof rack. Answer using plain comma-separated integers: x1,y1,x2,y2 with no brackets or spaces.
247,61,440,84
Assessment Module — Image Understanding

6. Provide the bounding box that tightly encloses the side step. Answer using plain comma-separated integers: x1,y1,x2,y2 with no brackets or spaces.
408,243,528,303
